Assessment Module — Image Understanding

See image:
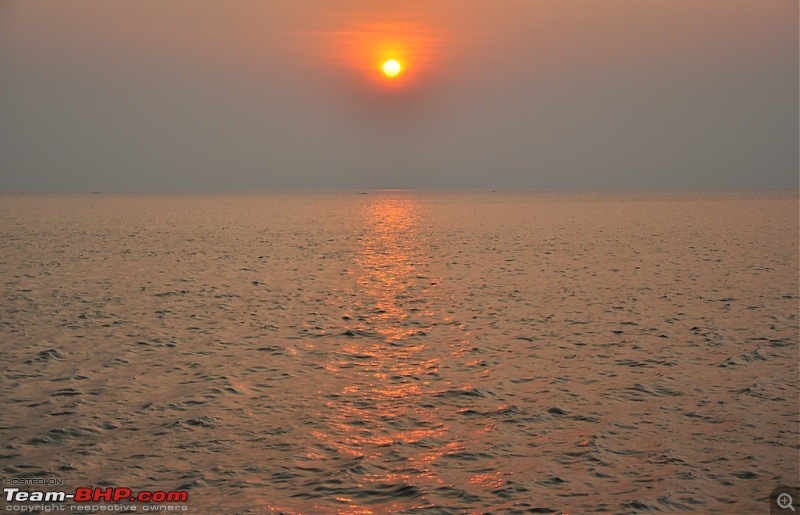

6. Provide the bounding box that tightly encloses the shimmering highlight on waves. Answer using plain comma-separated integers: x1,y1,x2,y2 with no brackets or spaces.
0,190,797,513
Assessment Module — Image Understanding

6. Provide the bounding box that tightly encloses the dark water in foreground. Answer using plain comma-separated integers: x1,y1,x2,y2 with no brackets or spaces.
1,191,798,513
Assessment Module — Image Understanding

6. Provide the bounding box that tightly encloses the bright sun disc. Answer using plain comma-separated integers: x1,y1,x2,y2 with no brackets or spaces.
382,59,401,77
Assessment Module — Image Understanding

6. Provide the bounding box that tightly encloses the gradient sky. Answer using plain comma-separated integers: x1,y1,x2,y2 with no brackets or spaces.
0,0,797,191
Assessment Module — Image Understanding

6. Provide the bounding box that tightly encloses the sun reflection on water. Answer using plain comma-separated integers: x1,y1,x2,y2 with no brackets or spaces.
309,196,457,509
295,195,506,513
355,197,428,343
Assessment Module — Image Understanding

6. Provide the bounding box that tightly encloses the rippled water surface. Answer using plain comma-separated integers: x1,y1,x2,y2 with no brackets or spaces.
1,191,798,513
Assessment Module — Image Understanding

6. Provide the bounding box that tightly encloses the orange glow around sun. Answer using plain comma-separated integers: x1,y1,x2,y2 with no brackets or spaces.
325,21,441,91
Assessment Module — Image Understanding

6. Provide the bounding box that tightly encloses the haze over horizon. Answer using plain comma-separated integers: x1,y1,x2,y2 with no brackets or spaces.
1,0,797,191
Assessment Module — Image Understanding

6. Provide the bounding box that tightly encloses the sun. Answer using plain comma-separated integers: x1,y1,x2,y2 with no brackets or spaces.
382,59,402,78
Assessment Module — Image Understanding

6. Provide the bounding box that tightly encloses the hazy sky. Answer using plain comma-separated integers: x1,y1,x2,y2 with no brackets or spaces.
0,0,797,191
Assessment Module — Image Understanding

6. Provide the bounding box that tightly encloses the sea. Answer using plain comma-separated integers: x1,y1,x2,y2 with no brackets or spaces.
1,190,798,514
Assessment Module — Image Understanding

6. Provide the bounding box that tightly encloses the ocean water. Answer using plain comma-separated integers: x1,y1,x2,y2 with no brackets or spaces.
1,191,798,514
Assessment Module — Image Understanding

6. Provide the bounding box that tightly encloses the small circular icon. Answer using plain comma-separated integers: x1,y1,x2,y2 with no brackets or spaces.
778,493,795,511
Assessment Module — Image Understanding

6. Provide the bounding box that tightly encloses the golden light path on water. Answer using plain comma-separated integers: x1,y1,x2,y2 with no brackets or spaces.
310,197,484,512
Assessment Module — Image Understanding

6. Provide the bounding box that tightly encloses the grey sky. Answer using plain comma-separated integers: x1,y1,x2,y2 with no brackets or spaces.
0,0,797,191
